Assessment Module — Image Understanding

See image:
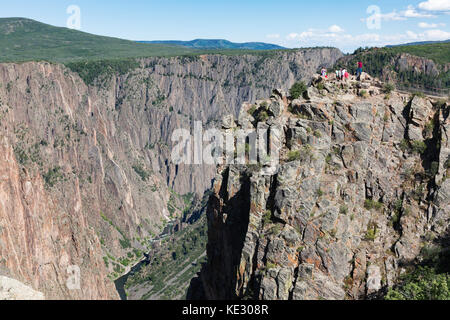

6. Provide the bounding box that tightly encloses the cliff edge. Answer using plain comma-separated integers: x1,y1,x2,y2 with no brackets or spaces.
196,73,450,300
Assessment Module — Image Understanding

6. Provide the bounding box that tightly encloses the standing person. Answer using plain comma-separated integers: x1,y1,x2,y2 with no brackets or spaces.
342,68,347,81
337,69,342,81
357,61,363,77
335,69,339,80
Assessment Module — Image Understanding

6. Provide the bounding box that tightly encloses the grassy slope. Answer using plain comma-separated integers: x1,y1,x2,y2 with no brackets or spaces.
0,18,294,64
0,18,204,63
384,42,450,65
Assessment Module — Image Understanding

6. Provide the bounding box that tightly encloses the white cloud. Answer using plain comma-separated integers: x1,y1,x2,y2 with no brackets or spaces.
418,22,446,27
287,33,299,40
328,25,344,33
367,11,406,22
266,34,280,39
282,28,450,53
418,0,450,11
361,5,436,24
406,30,419,39
422,28,450,39
403,5,436,17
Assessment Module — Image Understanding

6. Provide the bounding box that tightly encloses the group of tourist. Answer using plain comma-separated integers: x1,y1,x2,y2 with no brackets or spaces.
320,61,363,81
335,68,349,81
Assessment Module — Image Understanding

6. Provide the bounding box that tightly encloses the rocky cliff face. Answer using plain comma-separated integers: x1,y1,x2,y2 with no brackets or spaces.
198,73,450,300
0,48,342,299
137,48,343,195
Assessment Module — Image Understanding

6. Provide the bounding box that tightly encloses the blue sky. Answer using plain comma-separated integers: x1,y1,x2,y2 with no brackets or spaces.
1,0,449,52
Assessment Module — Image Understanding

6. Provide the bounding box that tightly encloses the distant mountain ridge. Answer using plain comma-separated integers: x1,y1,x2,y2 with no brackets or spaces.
139,39,285,50
386,39,450,47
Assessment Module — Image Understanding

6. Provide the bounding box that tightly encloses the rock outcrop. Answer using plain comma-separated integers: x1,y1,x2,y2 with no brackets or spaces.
197,74,450,300
0,276,44,300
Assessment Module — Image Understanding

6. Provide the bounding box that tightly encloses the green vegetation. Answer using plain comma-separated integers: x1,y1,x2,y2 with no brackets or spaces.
436,98,448,109
358,90,368,98
0,18,201,64
386,266,450,300
263,210,273,225
166,188,193,219
66,59,139,86
316,82,325,92
270,224,283,235
364,199,383,211
390,199,403,228
100,212,131,249
399,139,410,153
289,81,307,99
385,43,450,65
119,257,131,267
385,241,450,300
247,103,270,123
287,150,301,162
256,110,269,122
445,157,450,169
336,44,450,92
125,215,207,300
325,153,332,165
247,105,257,117
383,83,395,94
365,221,378,241
399,139,427,155
424,120,435,137
266,262,277,270
42,166,63,188
132,163,150,181
411,140,427,154
339,205,348,215
316,188,324,197
411,91,426,98
13,144,30,166
151,90,167,108
412,184,426,201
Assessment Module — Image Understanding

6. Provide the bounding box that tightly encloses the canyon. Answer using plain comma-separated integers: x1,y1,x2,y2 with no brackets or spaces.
0,48,343,299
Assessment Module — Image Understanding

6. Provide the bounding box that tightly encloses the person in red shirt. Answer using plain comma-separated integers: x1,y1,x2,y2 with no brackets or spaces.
357,61,363,77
